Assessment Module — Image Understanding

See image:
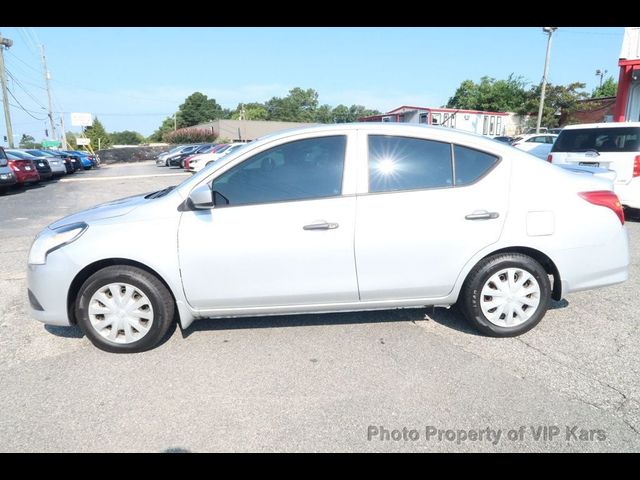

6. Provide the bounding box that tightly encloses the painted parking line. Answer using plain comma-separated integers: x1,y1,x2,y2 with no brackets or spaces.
59,172,190,182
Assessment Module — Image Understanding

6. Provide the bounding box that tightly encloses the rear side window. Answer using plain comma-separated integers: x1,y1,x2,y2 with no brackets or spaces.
368,135,453,193
552,127,640,153
453,145,499,185
0,148,6,167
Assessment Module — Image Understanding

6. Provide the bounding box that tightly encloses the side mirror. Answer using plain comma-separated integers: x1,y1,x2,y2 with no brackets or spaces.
187,183,214,209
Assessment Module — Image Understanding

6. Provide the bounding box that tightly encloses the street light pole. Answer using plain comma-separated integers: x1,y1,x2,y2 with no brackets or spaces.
536,27,557,134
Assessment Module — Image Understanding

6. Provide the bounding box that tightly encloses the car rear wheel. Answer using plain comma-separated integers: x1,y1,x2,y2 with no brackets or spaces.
459,253,551,337
75,265,175,353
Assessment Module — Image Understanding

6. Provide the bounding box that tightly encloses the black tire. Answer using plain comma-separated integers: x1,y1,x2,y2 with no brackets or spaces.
75,265,175,353
458,253,551,337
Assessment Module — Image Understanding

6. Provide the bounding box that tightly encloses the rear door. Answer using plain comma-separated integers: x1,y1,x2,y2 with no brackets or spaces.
551,126,640,186
354,133,510,301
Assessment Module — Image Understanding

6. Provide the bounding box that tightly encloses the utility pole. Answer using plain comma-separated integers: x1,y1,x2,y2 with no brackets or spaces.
40,44,56,140
536,27,557,134
173,113,177,131
60,114,67,149
0,34,15,148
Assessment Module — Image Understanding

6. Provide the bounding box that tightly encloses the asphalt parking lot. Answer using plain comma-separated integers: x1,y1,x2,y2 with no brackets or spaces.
0,161,638,452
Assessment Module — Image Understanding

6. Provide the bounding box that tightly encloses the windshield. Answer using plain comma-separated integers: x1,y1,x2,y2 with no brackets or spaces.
552,127,640,153
0,148,6,166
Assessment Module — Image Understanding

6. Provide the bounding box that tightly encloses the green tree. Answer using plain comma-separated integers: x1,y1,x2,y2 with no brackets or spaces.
521,81,589,127
591,77,618,98
348,104,381,122
331,104,350,123
314,104,333,123
64,131,78,149
265,87,319,122
110,130,145,145
148,116,176,142
176,92,223,127
447,74,529,112
84,117,112,150
231,102,268,120
19,134,37,148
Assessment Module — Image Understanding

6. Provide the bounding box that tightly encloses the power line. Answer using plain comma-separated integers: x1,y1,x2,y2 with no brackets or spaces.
5,89,46,120
6,50,41,75
6,68,47,110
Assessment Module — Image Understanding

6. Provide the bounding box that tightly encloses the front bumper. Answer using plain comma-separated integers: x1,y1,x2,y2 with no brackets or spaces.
27,248,83,326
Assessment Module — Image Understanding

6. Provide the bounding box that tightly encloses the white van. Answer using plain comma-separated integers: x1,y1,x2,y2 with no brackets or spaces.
549,122,640,209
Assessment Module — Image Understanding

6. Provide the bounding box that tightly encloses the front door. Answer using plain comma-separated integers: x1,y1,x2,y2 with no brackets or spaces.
178,134,359,310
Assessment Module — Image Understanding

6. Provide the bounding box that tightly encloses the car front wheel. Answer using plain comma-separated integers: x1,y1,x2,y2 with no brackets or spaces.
459,253,551,337
75,265,175,353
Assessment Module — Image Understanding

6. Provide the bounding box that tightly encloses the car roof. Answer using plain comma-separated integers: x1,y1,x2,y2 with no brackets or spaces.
562,122,640,130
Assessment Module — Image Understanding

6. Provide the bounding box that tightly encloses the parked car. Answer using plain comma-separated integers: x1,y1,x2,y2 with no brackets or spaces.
63,150,93,170
6,151,53,181
26,150,72,174
162,145,200,167
549,122,640,210
8,149,65,177
0,147,17,191
491,136,515,144
27,124,629,353
156,145,188,166
168,144,214,168
549,128,563,135
512,134,558,159
7,156,40,186
186,143,247,173
29,149,79,173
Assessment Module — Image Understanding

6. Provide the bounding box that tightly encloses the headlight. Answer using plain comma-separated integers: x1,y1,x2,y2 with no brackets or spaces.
28,222,88,265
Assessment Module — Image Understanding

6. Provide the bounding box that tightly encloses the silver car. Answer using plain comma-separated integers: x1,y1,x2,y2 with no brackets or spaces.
27,124,629,353
7,149,67,176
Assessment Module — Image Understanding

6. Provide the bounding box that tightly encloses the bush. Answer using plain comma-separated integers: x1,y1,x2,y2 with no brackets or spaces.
163,128,217,144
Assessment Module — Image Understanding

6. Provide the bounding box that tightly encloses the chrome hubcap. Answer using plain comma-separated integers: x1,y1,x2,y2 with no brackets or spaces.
88,283,154,344
480,268,541,328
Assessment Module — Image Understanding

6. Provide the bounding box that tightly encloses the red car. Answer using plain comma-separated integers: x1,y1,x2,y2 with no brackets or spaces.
8,158,40,185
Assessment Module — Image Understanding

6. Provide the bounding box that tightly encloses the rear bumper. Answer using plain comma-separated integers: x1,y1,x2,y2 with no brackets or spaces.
555,225,629,295
615,178,640,209
14,170,40,183
0,173,16,186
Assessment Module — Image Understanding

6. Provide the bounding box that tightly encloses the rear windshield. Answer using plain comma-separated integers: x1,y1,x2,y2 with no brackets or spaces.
551,127,640,153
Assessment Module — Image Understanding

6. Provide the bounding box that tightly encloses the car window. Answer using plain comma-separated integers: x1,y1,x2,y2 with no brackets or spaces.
527,136,545,143
212,136,346,207
552,127,640,153
0,147,6,166
368,135,453,193
453,145,499,185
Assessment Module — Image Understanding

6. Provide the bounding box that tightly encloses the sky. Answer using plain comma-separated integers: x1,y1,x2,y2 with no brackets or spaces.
0,27,626,144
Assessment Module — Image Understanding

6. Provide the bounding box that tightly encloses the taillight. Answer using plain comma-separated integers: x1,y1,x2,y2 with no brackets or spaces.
579,190,625,225
633,155,640,178
547,154,553,163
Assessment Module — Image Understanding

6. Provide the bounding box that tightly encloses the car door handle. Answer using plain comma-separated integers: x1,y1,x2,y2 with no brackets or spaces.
465,211,500,220
303,221,339,230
